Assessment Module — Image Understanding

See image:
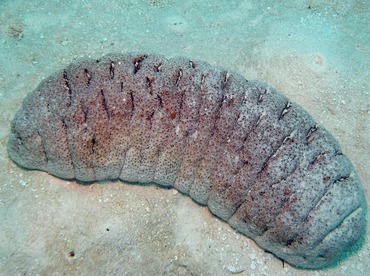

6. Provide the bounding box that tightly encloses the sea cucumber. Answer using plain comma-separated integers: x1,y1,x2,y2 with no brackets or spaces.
7,53,366,269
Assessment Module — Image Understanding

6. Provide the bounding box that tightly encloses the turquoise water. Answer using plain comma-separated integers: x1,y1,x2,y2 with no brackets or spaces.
0,0,369,275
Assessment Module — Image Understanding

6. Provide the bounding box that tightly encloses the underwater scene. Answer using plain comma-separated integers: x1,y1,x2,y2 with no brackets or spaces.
0,0,369,275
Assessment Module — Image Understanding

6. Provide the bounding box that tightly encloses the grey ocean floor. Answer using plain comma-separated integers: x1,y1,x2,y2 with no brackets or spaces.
0,0,369,275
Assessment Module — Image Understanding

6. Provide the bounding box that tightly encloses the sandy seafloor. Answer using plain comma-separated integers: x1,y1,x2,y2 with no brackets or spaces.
0,0,369,275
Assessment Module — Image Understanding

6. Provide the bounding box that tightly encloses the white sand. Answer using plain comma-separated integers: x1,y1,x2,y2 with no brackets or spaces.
0,0,369,275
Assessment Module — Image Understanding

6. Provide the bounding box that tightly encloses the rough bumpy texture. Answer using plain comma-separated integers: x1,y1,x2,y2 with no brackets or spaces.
7,53,366,269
